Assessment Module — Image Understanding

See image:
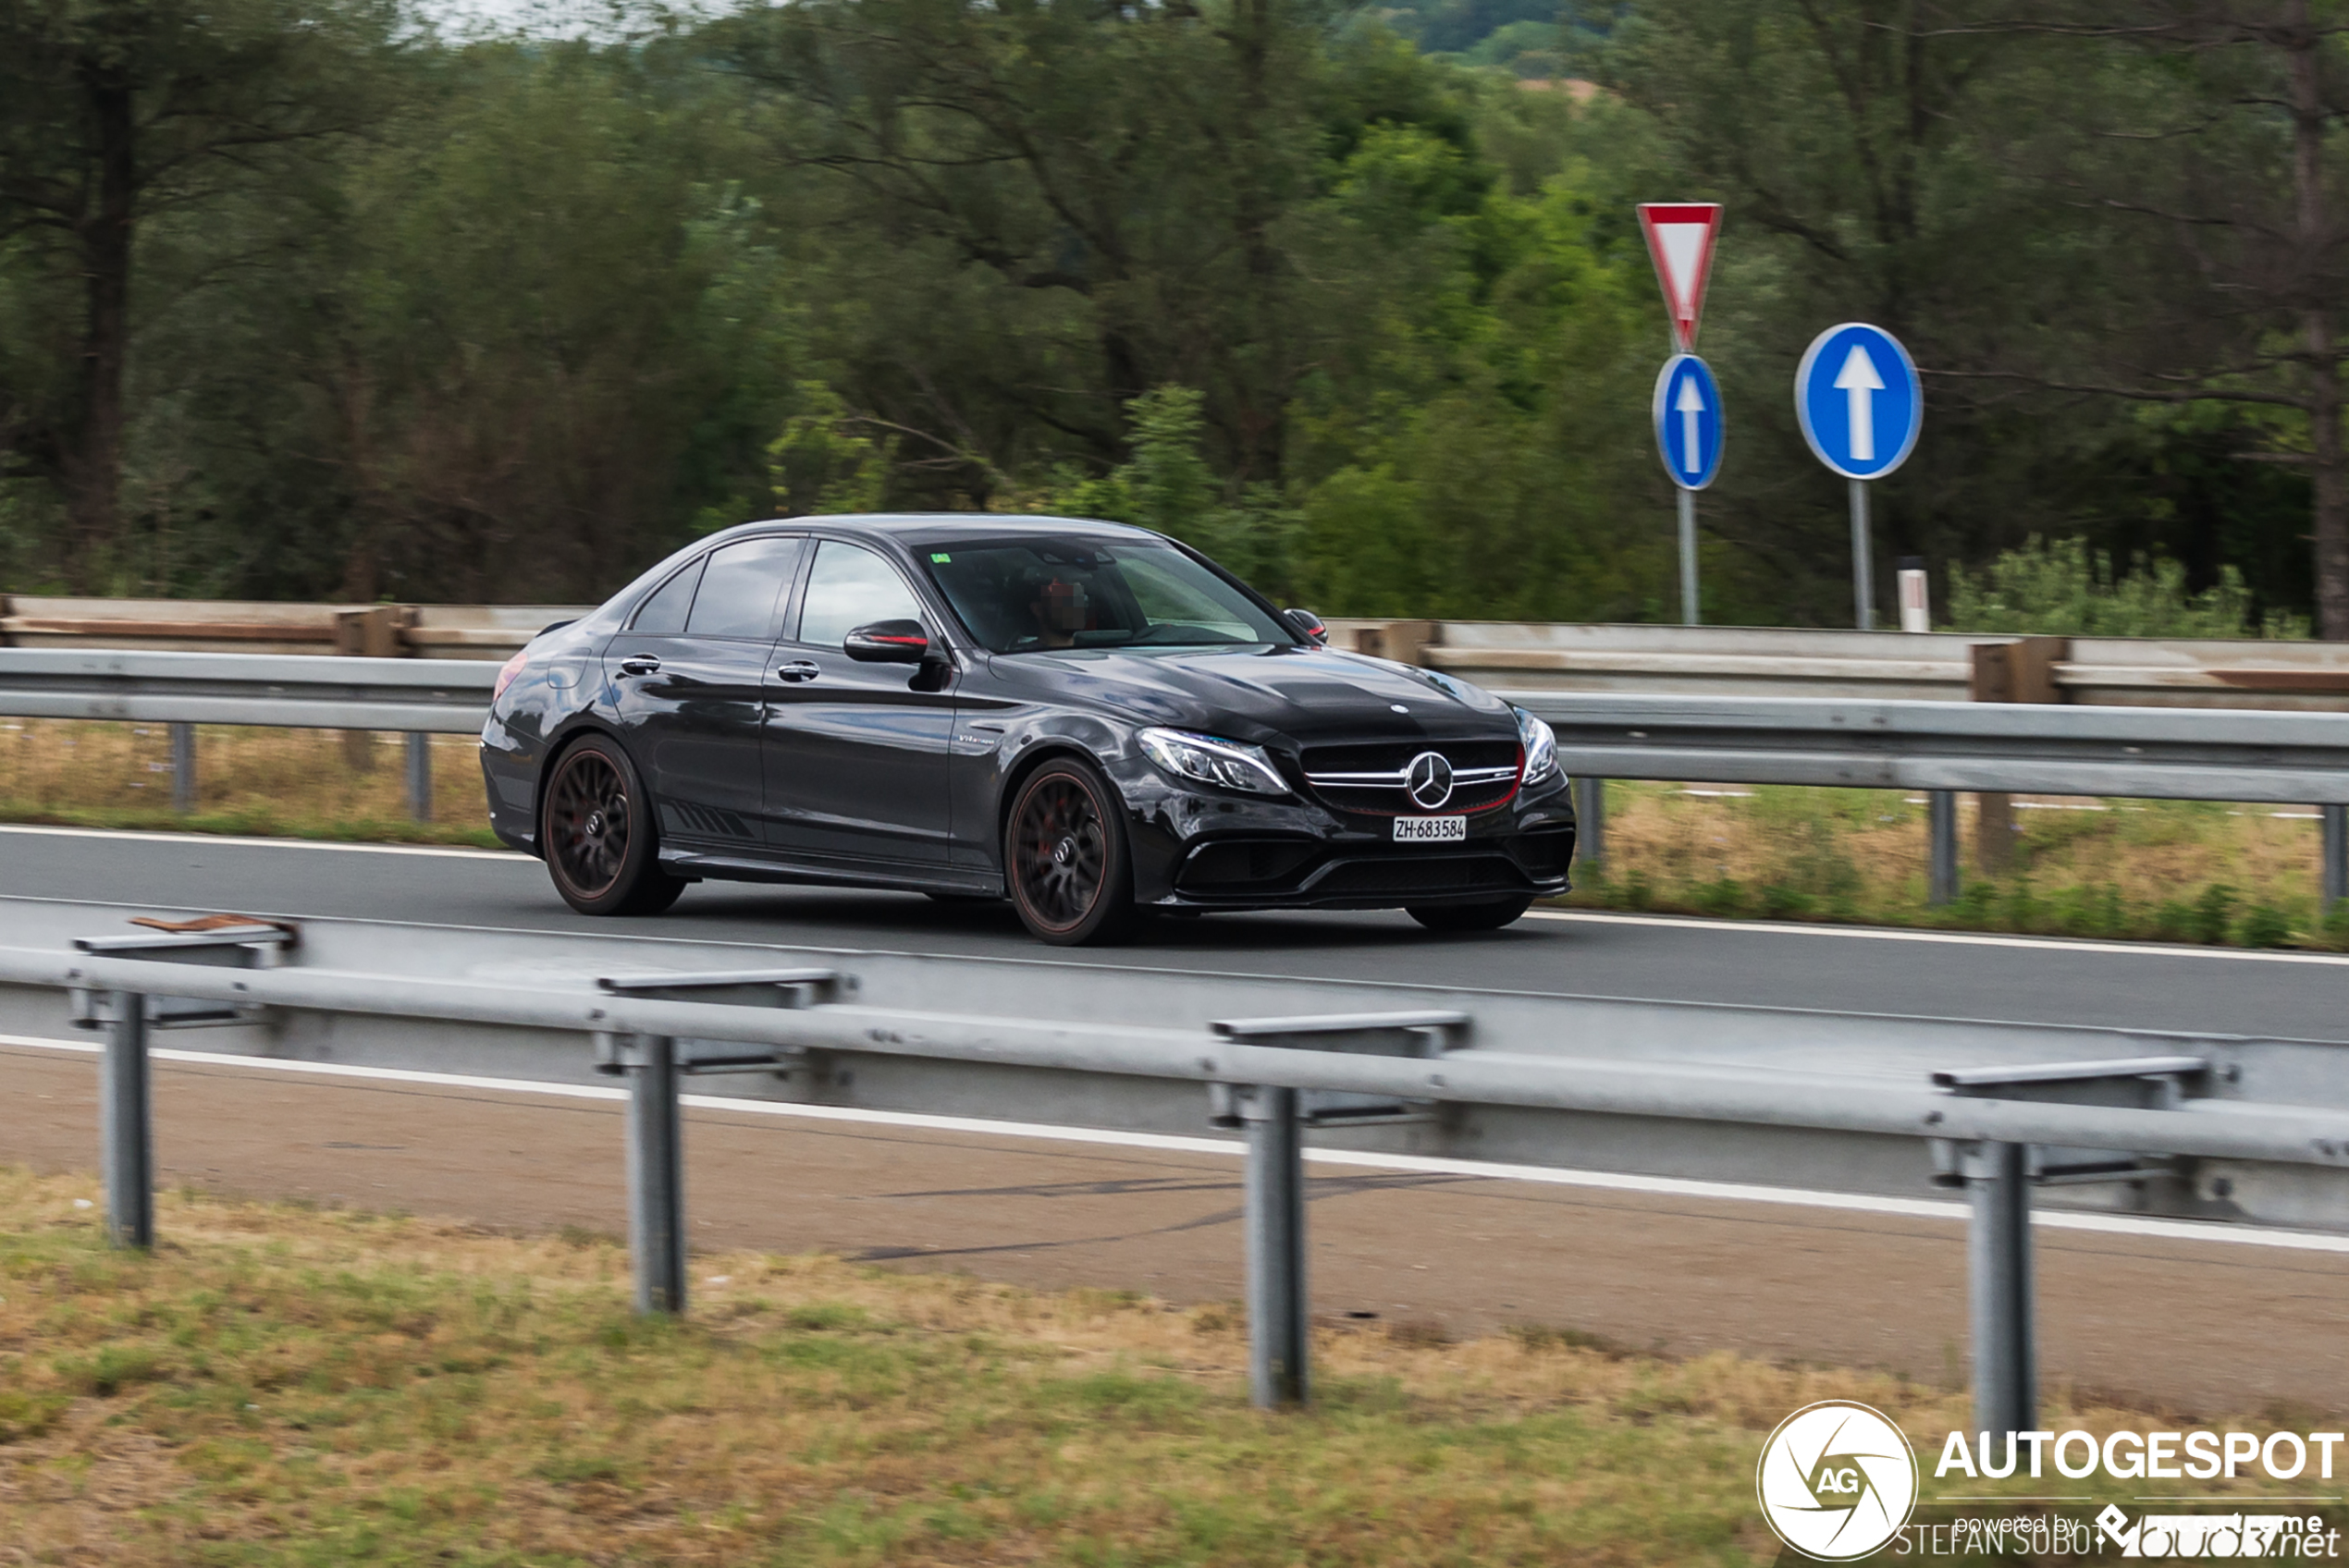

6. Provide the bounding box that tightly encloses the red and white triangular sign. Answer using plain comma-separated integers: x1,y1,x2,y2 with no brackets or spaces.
1638,203,1722,351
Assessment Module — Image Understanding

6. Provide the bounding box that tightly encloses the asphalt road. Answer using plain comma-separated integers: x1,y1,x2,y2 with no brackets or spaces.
8,824,2349,1411
9,1039,2348,1414
4,823,2345,1041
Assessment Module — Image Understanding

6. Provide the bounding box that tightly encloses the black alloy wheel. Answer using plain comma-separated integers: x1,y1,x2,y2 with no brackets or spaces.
1407,895,1534,934
1004,758,1138,946
543,736,685,916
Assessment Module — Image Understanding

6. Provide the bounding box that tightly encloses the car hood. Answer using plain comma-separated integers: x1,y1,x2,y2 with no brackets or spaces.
981,644,1519,750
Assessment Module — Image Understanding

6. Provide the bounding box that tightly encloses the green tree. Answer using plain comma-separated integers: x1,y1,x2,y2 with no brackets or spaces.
0,0,399,587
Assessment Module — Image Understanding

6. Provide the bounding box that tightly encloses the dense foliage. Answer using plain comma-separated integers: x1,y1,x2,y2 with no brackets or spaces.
1,0,2344,633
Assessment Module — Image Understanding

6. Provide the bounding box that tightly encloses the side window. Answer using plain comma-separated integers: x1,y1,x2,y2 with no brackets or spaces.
798,541,925,648
685,535,805,640
629,557,705,634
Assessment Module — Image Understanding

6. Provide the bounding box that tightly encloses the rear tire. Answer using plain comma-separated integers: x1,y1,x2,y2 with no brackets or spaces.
1003,757,1139,946
1407,896,1532,934
541,735,686,917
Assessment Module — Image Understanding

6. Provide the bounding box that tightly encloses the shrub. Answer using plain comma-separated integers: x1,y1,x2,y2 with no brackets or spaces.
2193,885,2238,945
2238,903,2294,949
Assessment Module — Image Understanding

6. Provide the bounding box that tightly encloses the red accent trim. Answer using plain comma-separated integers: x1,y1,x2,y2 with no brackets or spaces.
1636,203,1723,351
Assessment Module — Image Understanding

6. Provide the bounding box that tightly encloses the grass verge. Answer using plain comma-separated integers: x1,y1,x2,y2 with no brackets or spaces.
0,719,500,847
1566,781,2343,950
0,1168,2327,1565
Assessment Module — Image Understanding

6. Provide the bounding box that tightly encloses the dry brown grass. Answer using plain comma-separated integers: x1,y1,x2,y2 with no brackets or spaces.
0,719,496,845
0,1169,2327,1566
1568,781,2334,947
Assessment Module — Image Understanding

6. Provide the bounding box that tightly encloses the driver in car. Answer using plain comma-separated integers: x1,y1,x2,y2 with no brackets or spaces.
1029,576,1091,649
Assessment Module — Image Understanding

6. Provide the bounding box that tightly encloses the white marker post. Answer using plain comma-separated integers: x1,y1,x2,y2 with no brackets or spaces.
1639,204,1723,625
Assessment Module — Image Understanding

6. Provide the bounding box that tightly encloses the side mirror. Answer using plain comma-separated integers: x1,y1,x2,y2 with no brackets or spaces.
1284,607,1328,646
843,619,932,664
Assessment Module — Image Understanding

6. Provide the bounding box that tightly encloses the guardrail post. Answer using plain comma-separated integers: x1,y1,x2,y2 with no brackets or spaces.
2324,804,2347,915
168,723,196,813
102,992,154,1249
404,733,433,822
1572,777,1605,875
1966,1141,2034,1444
624,1034,687,1316
1928,790,1959,906
1240,1084,1309,1408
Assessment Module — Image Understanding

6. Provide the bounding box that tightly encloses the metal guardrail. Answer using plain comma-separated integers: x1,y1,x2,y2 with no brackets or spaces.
0,650,498,820
6,646,2347,880
8,596,2348,708
1507,691,2349,804
1335,619,2349,711
0,649,497,731
7,898,2349,1433
0,596,588,660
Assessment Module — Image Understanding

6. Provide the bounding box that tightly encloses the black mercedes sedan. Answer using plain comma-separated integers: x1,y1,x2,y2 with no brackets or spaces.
480,514,1575,944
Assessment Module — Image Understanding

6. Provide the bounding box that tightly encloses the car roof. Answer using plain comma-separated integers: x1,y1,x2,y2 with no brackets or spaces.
709,513,1165,549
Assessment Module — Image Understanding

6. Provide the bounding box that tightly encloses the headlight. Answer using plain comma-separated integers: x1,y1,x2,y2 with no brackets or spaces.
1138,729,1291,797
1512,706,1559,784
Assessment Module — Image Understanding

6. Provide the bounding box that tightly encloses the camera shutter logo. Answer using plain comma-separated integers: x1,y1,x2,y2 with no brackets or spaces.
1756,1401,1918,1561
1405,752,1455,810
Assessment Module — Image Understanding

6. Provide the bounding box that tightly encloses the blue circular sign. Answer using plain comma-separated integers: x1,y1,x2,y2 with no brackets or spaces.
1794,323,1921,481
1653,353,1724,491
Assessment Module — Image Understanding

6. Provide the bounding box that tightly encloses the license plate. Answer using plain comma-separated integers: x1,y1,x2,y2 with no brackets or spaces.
1393,815,1466,843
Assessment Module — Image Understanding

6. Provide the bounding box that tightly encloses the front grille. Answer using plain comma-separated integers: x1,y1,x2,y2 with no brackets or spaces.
1299,739,1520,816
1304,854,1528,899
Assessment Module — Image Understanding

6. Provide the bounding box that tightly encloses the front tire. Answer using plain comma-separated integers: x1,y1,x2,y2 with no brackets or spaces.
542,735,686,917
1407,896,1533,934
1004,758,1138,946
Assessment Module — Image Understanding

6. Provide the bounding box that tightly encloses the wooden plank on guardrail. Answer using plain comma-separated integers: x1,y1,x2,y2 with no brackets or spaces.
1971,637,2067,874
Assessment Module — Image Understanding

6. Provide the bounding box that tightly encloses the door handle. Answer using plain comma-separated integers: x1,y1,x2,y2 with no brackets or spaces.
776,660,820,683
619,654,662,676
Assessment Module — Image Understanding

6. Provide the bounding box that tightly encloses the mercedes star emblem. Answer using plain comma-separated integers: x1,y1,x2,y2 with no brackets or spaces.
1405,751,1455,810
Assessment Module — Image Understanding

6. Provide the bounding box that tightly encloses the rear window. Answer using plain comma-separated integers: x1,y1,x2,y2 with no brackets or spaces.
685,536,804,639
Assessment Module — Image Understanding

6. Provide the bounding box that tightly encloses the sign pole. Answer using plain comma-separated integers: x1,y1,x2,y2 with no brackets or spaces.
1850,477,1874,631
1640,204,1723,632
1678,485,1700,625
1797,323,1919,634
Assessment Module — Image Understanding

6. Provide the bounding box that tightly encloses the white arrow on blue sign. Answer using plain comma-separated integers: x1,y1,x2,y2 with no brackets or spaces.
1795,323,1921,480
1653,353,1724,490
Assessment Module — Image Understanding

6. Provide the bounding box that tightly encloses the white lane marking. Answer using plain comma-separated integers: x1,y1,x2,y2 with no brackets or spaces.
1530,908,2349,967
9,1033,2348,1257
0,824,526,860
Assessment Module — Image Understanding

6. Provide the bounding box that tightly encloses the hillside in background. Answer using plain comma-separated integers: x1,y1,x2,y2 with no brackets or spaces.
0,0,2339,635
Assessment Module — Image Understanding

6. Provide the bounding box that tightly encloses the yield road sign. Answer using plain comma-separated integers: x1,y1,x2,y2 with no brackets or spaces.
1795,323,1921,480
1653,353,1724,490
1638,203,1722,351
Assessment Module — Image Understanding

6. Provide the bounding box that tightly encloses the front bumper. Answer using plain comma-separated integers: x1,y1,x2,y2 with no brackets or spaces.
1114,760,1577,911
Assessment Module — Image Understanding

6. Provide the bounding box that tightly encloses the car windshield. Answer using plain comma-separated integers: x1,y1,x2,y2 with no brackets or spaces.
919,537,1296,655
